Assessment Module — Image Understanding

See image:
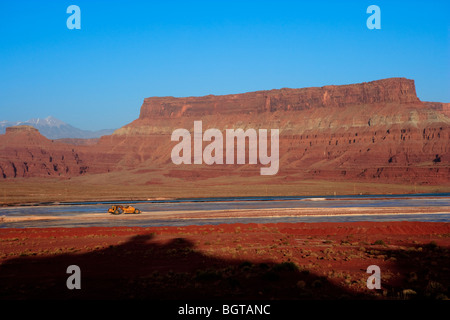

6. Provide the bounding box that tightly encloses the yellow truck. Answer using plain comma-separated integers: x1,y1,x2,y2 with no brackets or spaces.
108,205,141,215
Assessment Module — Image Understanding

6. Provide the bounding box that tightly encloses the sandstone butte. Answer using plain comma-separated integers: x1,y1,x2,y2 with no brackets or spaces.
0,77,449,199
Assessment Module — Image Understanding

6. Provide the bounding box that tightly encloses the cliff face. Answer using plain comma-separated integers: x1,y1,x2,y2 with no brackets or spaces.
138,78,419,119
106,77,449,185
0,126,87,178
1,78,448,187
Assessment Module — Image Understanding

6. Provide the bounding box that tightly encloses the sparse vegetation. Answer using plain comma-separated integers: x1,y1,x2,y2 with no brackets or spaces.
273,261,299,272
425,241,438,250
1,220,448,300
373,239,386,246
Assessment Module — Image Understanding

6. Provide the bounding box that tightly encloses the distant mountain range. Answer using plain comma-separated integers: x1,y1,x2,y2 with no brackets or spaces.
0,116,116,139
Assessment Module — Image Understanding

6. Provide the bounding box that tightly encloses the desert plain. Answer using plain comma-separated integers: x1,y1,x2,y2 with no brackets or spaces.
0,219,449,300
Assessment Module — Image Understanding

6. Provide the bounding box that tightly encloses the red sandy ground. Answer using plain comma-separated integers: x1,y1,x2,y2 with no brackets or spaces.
0,221,449,300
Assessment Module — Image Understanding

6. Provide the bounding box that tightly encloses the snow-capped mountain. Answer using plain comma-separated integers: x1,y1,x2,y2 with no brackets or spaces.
0,116,115,139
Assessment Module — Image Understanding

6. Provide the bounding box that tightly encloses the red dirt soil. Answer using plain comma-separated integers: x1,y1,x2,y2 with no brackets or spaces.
1,221,449,300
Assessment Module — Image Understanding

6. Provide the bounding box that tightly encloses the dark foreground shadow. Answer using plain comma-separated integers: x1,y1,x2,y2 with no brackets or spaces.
0,233,448,300
372,242,450,300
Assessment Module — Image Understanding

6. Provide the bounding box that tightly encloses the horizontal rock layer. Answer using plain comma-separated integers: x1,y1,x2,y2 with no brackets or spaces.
0,78,448,187
138,78,420,119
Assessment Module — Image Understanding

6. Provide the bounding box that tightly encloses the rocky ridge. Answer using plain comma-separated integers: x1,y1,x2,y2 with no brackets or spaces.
0,78,448,187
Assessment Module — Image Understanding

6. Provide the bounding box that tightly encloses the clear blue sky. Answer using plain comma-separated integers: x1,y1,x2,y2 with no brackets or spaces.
1,0,449,130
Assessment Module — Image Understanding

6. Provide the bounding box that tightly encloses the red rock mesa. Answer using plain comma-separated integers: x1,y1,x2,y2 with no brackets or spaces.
1,78,448,186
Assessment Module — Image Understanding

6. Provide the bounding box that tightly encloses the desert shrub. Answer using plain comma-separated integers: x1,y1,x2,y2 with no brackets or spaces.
425,241,438,250
273,261,299,272
311,279,324,288
195,269,222,282
373,239,386,246
300,269,310,276
425,281,445,297
238,261,253,271
258,263,270,270
401,289,417,298
239,261,252,268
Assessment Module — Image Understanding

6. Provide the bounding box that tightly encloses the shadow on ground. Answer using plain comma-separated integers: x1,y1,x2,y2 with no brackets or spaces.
0,233,448,300
370,241,450,300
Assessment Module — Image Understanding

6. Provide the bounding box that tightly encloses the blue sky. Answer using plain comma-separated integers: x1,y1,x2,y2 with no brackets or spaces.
0,0,449,131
